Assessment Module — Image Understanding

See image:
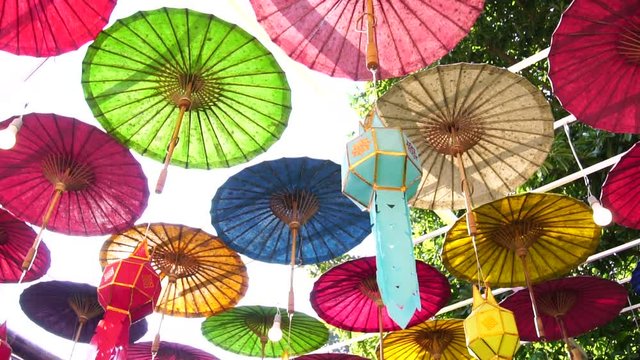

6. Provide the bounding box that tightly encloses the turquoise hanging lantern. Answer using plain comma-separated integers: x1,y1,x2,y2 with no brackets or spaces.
342,109,422,328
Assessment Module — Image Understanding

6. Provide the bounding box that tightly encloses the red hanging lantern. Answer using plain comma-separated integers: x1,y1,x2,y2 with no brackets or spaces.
0,322,11,360
90,239,161,359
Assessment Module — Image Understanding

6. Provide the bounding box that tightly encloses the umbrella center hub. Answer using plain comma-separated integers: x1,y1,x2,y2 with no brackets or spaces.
154,250,200,278
618,26,640,64
492,220,543,252
538,290,577,317
359,275,383,305
165,73,214,110
41,154,95,191
420,119,484,156
419,329,453,357
270,190,320,226
0,228,6,244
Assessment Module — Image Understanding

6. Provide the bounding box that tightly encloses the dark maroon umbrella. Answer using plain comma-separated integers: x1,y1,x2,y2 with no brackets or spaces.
0,208,49,283
500,276,627,345
601,141,640,229
19,280,148,344
250,0,484,80
295,355,369,360
548,0,640,133
310,256,450,359
0,0,116,57
128,341,219,360
0,113,148,277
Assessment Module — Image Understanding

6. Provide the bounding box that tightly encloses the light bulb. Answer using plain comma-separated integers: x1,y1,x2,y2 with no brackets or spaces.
588,195,612,227
0,124,18,150
267,313,283,342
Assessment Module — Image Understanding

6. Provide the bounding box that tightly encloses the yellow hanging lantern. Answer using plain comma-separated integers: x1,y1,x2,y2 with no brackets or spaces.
464,284,520,360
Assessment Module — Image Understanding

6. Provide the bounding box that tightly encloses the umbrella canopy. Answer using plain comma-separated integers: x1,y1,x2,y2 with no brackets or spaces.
250,0,484,80
548,0,640,134
500,276,628,342
128,341,219,360
0,0,116,57
201,306,328,358
601,141,640,229
381,319,472,360
0,208,49,283
99,223,248,318
295,355,369,360
82,7,291,193
632,261,640,295
311,256,450,332
377,63,554,211
19,280,148,344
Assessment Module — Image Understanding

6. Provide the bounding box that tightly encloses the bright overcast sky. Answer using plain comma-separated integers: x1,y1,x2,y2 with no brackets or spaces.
0,0,376,358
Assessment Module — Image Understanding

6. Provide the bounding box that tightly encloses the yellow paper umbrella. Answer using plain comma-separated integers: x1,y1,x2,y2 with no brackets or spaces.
99,223,248,318
442,192,600,338
381,319,472,360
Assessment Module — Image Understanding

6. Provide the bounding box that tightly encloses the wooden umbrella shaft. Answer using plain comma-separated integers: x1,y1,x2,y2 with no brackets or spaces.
454,152,477,236
288,226,298,314
556,316,571,353
22,186,64,273
518,253,545,339
365,0,378,71
377,304,384,360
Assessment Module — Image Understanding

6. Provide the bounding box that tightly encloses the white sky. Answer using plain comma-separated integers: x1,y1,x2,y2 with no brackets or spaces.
0,0,377,358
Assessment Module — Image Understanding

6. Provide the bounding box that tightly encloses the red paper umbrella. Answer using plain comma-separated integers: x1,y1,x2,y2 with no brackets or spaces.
295,355,369,360
0,0,116,57
602,142,640,229
0,208,49,283
250,0,484,80
0,322,10,360
311,256,450,359
500,276,627,345
128,341,219,360
0,113,148,277
548,0,640,133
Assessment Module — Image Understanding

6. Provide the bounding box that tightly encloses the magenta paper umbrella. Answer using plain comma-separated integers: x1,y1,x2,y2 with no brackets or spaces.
500,276,627,345
0,113,148,277
602,141,640,229
311,256,450,359
548,0,640,133
250,0,484,80
295,355,369,360
128,341,219,360
0,208,50,283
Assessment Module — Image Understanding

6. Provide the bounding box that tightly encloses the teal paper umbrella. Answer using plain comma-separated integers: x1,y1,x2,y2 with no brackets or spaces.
342,109,422,328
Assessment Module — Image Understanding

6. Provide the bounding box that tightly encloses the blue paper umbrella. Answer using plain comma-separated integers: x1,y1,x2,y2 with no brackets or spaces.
211,157,371,312
632,261,640,295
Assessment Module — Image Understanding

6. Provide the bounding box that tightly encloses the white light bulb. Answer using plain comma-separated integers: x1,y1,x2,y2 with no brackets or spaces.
267,313,283,342
588,196,613,227
0,124,18,150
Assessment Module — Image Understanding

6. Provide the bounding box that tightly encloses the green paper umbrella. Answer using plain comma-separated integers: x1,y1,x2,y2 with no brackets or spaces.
82,7,291,193
201,306,328,358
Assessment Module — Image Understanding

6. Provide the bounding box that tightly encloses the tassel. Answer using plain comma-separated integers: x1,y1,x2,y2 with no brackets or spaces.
90,311,130,360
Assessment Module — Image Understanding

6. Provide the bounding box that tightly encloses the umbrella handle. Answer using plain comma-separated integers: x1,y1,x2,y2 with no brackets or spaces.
365,0,379,71
377,305,384,360
519,253,546,340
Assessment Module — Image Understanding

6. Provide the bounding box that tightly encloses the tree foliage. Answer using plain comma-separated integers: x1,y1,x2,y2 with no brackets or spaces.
310,1,640,358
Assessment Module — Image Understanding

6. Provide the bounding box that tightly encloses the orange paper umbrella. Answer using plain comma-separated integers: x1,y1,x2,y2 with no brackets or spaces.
442,192,600,339
99,223,248,318
381,319,472,360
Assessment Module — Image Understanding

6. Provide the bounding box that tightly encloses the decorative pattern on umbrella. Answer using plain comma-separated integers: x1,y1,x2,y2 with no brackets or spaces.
601,141,640,229
19,280,148,344
0,208,49,283
99,223,248,318
377,63,554,211
82,7,291,192
0,113,148,278
250,0,484,80
381,319,473,360
0,0,116,57
128,341,219,360
201,306,328,358
211,157,371,313
443,192,600,338
548,0,640,133
500,276,628,345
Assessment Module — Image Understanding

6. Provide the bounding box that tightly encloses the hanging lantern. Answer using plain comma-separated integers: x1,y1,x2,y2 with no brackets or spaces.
0,322,11,360
90,239,161,360
342,108,422,328
464,285,520,360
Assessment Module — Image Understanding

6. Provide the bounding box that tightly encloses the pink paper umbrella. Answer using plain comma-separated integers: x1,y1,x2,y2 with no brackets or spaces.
549,0,640,133
250,0,484,80
310,256,450,359
0,113,148,278
128,341,219,360
295,355,369,360
500,276,627,345
0,208,49,283
602,141,640,229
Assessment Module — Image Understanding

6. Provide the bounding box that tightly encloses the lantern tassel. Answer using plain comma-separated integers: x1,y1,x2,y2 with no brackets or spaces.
372,189,421,328
90,310,130,360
